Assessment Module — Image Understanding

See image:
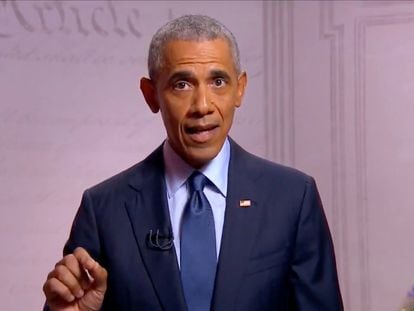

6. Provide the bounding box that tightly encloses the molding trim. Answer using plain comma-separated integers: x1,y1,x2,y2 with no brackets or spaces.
319,1,349,306
360,1,414,8
354,11,414,311
263,0,295,165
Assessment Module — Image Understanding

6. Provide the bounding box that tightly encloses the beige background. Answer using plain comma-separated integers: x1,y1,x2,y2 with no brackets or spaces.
1,1,414,310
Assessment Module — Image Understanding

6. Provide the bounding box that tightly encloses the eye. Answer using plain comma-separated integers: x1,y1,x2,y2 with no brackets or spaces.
173,81,191,91
213,78,226,88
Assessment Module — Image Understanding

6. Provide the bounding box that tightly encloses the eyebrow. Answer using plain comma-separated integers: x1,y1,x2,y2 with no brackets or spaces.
167,71,194,84
209,69,231,81
166,69,232,85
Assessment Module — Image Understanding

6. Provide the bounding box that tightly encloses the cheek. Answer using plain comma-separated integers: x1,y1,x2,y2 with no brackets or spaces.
161,106,185,134
224,109,236,127
162,95,190,123
218,100,237,122
213,92,236,112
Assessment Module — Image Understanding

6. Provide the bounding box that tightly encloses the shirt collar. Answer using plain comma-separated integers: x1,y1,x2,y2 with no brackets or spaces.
163,138,230,198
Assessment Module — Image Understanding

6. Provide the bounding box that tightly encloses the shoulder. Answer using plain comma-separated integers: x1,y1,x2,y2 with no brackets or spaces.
230,139,313,186
85,144,164,199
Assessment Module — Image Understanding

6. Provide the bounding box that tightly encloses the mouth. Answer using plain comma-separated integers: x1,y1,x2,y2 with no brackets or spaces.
185,124,219,144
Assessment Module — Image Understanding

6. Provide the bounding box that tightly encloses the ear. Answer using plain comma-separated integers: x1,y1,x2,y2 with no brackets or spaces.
235,71,247,108
140,77,159,113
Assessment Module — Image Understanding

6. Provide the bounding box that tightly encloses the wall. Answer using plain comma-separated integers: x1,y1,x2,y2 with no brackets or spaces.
281,2,414,310
0,1,265,310
1,1,413,310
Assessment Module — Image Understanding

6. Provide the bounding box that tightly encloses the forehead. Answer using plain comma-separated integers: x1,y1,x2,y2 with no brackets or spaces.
161,39,236,72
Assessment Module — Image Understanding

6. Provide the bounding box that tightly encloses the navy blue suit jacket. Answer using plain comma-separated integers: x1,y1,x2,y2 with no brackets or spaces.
47,139,343,310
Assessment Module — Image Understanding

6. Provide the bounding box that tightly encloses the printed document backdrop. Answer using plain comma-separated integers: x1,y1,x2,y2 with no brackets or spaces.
0,1,265,310
2,1,414,310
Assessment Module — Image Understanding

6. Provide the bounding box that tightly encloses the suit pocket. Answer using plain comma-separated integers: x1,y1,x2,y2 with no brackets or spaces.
246,248,288,275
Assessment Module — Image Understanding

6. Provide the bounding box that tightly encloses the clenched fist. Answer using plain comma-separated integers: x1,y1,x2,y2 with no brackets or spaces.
43,247,107,311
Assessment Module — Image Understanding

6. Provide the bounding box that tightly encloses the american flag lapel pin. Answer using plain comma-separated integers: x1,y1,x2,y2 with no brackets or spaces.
239,199,251,208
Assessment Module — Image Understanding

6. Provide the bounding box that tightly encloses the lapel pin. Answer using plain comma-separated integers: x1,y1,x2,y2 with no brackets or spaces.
239,199,251,208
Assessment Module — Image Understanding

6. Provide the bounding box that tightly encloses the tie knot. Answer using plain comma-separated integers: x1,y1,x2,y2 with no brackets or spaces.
188,171,208,192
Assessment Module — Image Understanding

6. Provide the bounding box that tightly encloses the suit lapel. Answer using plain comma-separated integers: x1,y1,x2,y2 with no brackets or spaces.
124,147,187,311
122,141,263,310
212,141,264,310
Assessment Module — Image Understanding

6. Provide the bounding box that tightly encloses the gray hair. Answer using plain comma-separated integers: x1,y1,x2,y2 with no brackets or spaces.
148,14,241,80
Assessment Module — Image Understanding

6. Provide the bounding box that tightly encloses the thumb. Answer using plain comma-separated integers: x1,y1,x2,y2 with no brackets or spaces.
73,247,107,293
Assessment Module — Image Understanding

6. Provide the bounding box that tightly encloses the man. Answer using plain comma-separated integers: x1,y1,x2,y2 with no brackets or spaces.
43,15,343,310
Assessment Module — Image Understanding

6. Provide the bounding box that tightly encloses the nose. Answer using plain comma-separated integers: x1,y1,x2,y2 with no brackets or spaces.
190,85,214,117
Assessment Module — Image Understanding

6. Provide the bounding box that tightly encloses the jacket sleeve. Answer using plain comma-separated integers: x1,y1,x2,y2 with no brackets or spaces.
43,190,102,311
289,177,344,310
63,189,102,259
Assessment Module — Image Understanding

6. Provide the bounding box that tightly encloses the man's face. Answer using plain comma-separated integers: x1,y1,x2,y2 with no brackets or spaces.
141,39,247,168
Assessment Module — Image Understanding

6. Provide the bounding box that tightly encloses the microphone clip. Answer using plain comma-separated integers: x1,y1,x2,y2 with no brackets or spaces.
147,229,174,251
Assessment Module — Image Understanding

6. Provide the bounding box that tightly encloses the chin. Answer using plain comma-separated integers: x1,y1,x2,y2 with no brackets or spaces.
186,147,219,168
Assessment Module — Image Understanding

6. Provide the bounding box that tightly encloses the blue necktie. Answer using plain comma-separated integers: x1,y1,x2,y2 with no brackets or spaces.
181,172,217,311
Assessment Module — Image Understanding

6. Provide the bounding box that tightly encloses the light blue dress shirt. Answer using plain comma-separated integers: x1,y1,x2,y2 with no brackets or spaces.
163,138,230,267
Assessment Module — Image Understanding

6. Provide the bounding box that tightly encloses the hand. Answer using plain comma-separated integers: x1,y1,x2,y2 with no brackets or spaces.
43,247,108,311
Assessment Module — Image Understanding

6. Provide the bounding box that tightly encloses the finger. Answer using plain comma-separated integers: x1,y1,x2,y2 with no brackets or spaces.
43,277,75,303
57,253,91,290
72,247,96,279
73,247,108,292
86,259,108,292
48,264,84,299
57,253,83,279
